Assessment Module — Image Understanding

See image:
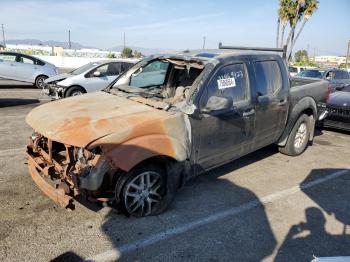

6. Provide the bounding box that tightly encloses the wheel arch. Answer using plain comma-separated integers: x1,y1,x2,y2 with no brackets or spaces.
34,74,49,84
278,96,317,146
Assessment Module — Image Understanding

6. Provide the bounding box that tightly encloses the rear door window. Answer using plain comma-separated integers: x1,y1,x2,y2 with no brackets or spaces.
334,70,349,79
206,63,248,104
254,60,282,96
106,62,121,76
19,56,35,64
0,53,16,62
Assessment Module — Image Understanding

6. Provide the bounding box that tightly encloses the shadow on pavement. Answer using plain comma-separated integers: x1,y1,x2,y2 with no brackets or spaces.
275,207,350,261
301,168,350,232
275,168,350,261
98,146,279,261
0,98,40,107
50,251,84,262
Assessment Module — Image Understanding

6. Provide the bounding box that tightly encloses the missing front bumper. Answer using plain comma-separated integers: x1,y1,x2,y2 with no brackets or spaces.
27,155,74,209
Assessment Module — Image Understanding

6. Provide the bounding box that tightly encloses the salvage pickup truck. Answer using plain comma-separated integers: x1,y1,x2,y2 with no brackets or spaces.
26,44,329,217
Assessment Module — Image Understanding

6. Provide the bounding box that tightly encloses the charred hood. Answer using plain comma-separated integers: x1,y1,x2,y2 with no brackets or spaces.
26,92,178,148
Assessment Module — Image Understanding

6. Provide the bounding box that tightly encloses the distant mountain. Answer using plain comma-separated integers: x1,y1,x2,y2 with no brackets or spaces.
6,39,97,49
6,39,173,55
108,45,171,56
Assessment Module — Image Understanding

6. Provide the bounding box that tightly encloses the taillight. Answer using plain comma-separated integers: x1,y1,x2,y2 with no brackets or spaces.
326,84,330,104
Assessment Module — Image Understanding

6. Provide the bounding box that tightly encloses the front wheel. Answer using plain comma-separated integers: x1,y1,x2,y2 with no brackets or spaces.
116,165,176,217
65,86,85,97
279,114,311,156
35,75,48,89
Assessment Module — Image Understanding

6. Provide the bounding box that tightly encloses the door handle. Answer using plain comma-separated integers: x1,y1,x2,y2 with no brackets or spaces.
278,99,287,106
242,108,255,117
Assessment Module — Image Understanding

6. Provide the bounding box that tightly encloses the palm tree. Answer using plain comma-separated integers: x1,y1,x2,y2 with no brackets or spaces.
290,0,319,53
285,0,306,57
279,3,290,48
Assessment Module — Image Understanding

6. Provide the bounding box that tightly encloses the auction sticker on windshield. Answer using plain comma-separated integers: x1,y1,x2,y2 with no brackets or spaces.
217,77,236,89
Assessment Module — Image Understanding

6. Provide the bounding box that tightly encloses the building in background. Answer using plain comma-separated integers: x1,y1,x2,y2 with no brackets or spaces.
4,44,121,58
0,44,5,51
314,55,346,67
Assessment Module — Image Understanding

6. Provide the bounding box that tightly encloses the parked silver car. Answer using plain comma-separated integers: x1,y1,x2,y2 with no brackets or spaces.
0,52,58,88
45,60,135,99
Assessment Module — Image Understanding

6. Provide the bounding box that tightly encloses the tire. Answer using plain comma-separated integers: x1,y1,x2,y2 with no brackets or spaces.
279,114,310,156
35,75,48,89
116,164,177,217
65,86,85,97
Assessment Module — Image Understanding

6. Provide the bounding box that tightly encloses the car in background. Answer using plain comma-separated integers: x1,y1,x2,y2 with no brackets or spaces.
322,69,350,92
45,60,135,98
289,66,305,76
319,83,350,131
0,51,58,88
296,69,323,78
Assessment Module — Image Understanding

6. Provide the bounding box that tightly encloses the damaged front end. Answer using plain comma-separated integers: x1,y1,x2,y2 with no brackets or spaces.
27,132,117,209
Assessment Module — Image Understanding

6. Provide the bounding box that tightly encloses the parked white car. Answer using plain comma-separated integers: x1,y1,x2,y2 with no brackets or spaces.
45,60,135,99
0,51,58,88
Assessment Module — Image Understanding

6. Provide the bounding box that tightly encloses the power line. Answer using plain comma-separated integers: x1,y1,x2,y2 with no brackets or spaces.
346,40,350,69
123,32,126,50
68,29,71,49
1,24,5,47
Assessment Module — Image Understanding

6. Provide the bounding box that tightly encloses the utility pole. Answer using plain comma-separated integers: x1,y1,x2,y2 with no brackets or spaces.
1,24,5,47
123,32,126,50
202,36,206,49
68,30,71,49
346,40,350,70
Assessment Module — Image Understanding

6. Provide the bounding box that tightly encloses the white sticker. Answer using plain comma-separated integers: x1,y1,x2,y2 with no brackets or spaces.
217,77,236,89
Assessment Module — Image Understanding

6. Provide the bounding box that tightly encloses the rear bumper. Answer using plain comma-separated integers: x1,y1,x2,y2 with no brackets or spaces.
27,153,74,209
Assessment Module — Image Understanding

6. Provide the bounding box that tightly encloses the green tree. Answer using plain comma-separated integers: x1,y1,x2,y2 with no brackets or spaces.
133,50,143,58
294,49,308,63
106,52,116,58
122,47,133,58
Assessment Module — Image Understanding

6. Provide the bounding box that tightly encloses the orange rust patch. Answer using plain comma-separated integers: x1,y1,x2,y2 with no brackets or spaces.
102,115,176,171
95,119,109,129
56,117,97,147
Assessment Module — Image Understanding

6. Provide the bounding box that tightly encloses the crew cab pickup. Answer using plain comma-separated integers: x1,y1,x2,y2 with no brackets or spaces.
26,45,329,217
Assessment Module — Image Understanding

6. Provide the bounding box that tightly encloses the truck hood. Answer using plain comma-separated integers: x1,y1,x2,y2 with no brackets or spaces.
26,92,178,148
45,73,71,84
328,91,350,109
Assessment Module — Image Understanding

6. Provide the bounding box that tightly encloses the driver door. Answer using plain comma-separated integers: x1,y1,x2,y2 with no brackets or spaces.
84,63,121,92
193,62,255,172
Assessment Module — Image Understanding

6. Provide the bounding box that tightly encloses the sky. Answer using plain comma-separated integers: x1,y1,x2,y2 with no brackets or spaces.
1,0,349,55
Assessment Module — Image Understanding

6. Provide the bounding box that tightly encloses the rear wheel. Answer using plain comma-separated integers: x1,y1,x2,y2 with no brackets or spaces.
35,75,48,89
65,86,85,97
116,164,176,217
279,114,310,156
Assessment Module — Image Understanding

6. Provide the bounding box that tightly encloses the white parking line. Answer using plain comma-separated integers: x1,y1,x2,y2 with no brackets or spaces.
0,147,24,157
88,168,350,262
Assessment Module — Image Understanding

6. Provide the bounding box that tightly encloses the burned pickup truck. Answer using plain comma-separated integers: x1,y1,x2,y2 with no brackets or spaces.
26,45,329,217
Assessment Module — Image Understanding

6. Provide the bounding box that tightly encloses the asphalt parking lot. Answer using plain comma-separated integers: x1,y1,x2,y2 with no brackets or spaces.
0,80,350,262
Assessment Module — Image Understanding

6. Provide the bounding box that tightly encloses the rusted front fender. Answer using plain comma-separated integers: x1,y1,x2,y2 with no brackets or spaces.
28,156,73,209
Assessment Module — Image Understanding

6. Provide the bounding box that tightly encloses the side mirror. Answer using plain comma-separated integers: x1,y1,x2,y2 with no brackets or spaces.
93,71,101,77
202,96,232,113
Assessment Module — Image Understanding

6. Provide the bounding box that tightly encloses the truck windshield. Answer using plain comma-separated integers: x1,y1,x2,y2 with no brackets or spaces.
109,57,205,105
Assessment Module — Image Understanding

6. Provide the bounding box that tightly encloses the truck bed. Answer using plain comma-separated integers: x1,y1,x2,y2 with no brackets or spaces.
290,77,328,108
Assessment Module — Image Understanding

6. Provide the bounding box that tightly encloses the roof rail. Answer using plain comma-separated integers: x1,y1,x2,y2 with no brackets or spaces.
218,42,287,60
